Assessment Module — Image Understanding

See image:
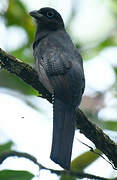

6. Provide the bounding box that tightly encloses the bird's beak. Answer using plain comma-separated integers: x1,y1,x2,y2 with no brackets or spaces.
29,10,43,19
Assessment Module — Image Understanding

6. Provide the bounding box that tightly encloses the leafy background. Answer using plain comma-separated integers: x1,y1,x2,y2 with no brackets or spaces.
0,0,117,179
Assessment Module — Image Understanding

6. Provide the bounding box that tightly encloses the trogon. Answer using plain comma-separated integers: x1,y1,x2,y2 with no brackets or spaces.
30,7,85,170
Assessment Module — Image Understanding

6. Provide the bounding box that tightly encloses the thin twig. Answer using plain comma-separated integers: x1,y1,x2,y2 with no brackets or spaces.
77,138,117,170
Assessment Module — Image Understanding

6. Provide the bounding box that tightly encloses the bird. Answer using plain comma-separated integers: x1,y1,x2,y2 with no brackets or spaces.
29,7,85,170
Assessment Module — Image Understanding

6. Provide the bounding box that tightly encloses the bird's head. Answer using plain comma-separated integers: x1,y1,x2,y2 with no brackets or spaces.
29,7,65,31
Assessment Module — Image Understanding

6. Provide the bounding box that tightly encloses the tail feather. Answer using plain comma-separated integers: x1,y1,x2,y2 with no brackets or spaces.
50,97,75,170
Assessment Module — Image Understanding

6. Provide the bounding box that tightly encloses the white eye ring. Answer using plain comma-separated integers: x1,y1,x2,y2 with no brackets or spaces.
47,11,54,18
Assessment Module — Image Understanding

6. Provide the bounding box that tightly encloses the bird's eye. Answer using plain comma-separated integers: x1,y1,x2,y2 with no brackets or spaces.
47,11,54,18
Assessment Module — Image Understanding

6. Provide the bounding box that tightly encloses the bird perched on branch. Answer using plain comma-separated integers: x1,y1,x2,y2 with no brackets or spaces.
30,7,85,170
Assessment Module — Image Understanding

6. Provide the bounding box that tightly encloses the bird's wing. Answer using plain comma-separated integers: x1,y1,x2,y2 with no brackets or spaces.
39,45,72,74
34,44,73,102
35,59,54,94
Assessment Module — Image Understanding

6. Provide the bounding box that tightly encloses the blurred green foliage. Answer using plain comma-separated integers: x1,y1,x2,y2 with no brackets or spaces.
5,0,34,42
0,0,36,98
0,0,117,179
0,141,13,154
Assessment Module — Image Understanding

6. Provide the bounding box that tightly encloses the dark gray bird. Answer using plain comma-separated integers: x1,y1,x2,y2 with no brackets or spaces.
29,7,85,170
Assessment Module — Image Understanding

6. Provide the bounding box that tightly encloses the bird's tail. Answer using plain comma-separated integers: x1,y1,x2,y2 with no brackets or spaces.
50,97,76,170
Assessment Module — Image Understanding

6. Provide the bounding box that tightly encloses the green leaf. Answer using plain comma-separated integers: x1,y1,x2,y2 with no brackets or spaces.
71,149,100,172
60,149,101,180
102,121,117,131
0,141,13,154
0,170,34,180
60,175,75,180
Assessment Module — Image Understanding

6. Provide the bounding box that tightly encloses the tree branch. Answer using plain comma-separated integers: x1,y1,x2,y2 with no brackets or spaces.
0,151,115,180
0,48,117,170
